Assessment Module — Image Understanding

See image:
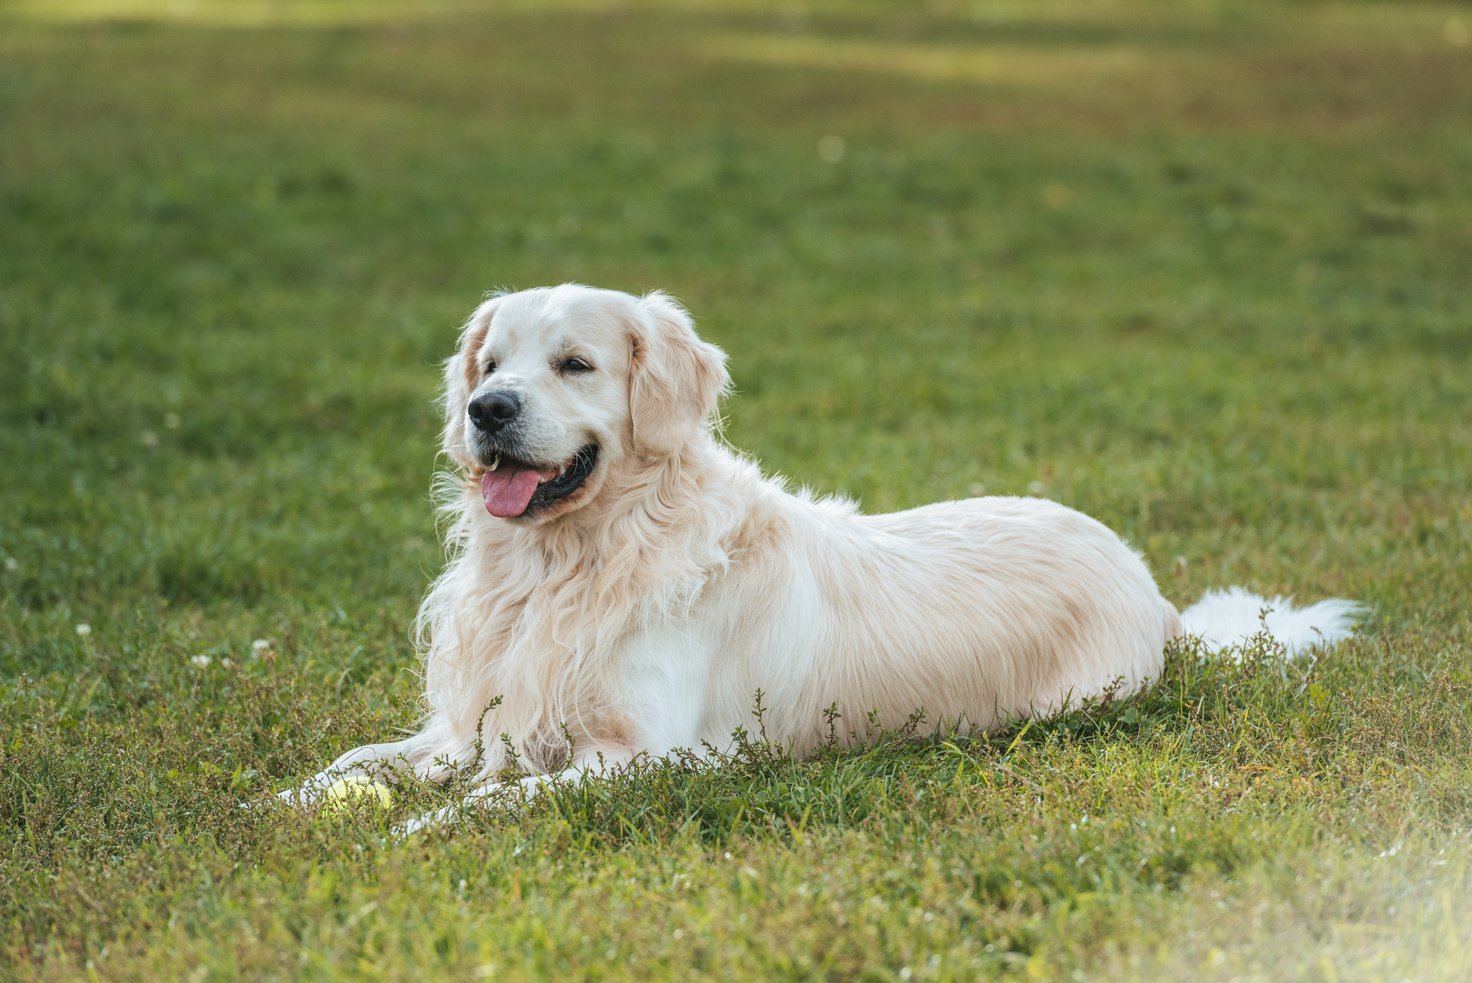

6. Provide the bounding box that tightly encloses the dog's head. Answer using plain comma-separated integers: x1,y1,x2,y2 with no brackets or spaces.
442,284,729,522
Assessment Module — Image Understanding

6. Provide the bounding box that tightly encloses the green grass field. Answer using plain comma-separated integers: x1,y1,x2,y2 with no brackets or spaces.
3,0,1471,978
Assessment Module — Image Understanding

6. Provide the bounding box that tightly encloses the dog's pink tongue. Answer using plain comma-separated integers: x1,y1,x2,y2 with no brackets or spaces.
481,468,544,518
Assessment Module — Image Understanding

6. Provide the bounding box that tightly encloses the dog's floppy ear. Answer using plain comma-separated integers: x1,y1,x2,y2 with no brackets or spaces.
441,294,502,469
628,292,730,457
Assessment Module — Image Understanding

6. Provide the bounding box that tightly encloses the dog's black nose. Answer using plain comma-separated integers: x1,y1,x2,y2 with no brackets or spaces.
467,391,521,433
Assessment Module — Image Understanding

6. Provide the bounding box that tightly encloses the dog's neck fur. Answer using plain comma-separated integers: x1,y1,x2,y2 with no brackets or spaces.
501,434,748,599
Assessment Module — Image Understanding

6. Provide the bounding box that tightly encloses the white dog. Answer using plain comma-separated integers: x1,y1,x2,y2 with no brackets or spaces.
280,284,1361,833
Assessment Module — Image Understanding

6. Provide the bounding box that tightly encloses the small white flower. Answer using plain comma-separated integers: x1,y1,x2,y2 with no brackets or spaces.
252,638,273,655
75,623,92,638
220,657,233,668
3,558,17,572
1026,480,1045,495
191,655,213,668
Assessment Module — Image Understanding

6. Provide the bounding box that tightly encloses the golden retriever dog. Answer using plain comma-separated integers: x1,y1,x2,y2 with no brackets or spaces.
279,284,1361,833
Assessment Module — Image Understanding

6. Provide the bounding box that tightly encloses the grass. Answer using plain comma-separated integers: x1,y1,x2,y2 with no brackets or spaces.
2,0,1470,978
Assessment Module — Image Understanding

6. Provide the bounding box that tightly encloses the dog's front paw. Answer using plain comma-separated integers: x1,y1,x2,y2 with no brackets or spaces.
273,773,335,809
393,802,463,840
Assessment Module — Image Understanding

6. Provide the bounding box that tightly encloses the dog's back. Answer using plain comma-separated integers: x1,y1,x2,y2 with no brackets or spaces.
682,477,1175,753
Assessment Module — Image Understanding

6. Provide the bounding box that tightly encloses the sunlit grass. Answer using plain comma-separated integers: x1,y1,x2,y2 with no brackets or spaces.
698,32,1146,88
1,0,476,27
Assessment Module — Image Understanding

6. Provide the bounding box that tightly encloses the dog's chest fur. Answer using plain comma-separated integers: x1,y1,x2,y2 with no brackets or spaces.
420,461,758,775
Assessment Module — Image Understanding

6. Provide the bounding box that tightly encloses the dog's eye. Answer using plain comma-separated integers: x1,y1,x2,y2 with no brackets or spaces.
482,359,497,377
559,356,594,375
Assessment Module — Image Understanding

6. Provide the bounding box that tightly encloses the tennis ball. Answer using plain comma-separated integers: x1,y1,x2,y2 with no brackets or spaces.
318,775,394,815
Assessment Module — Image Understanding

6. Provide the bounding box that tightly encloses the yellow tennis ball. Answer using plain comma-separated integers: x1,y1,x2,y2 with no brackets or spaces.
318,776,394,815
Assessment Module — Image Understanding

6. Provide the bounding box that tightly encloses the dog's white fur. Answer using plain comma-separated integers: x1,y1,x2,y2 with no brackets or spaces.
281,284,1362,832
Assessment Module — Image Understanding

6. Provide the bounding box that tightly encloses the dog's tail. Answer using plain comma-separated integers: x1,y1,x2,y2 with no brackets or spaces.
1179,586,1365,659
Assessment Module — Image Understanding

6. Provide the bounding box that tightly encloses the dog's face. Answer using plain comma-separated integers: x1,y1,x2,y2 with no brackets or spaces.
442,284,729,523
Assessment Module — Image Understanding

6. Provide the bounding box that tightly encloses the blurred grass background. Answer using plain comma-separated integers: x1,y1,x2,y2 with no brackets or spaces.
1,1,1470,979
